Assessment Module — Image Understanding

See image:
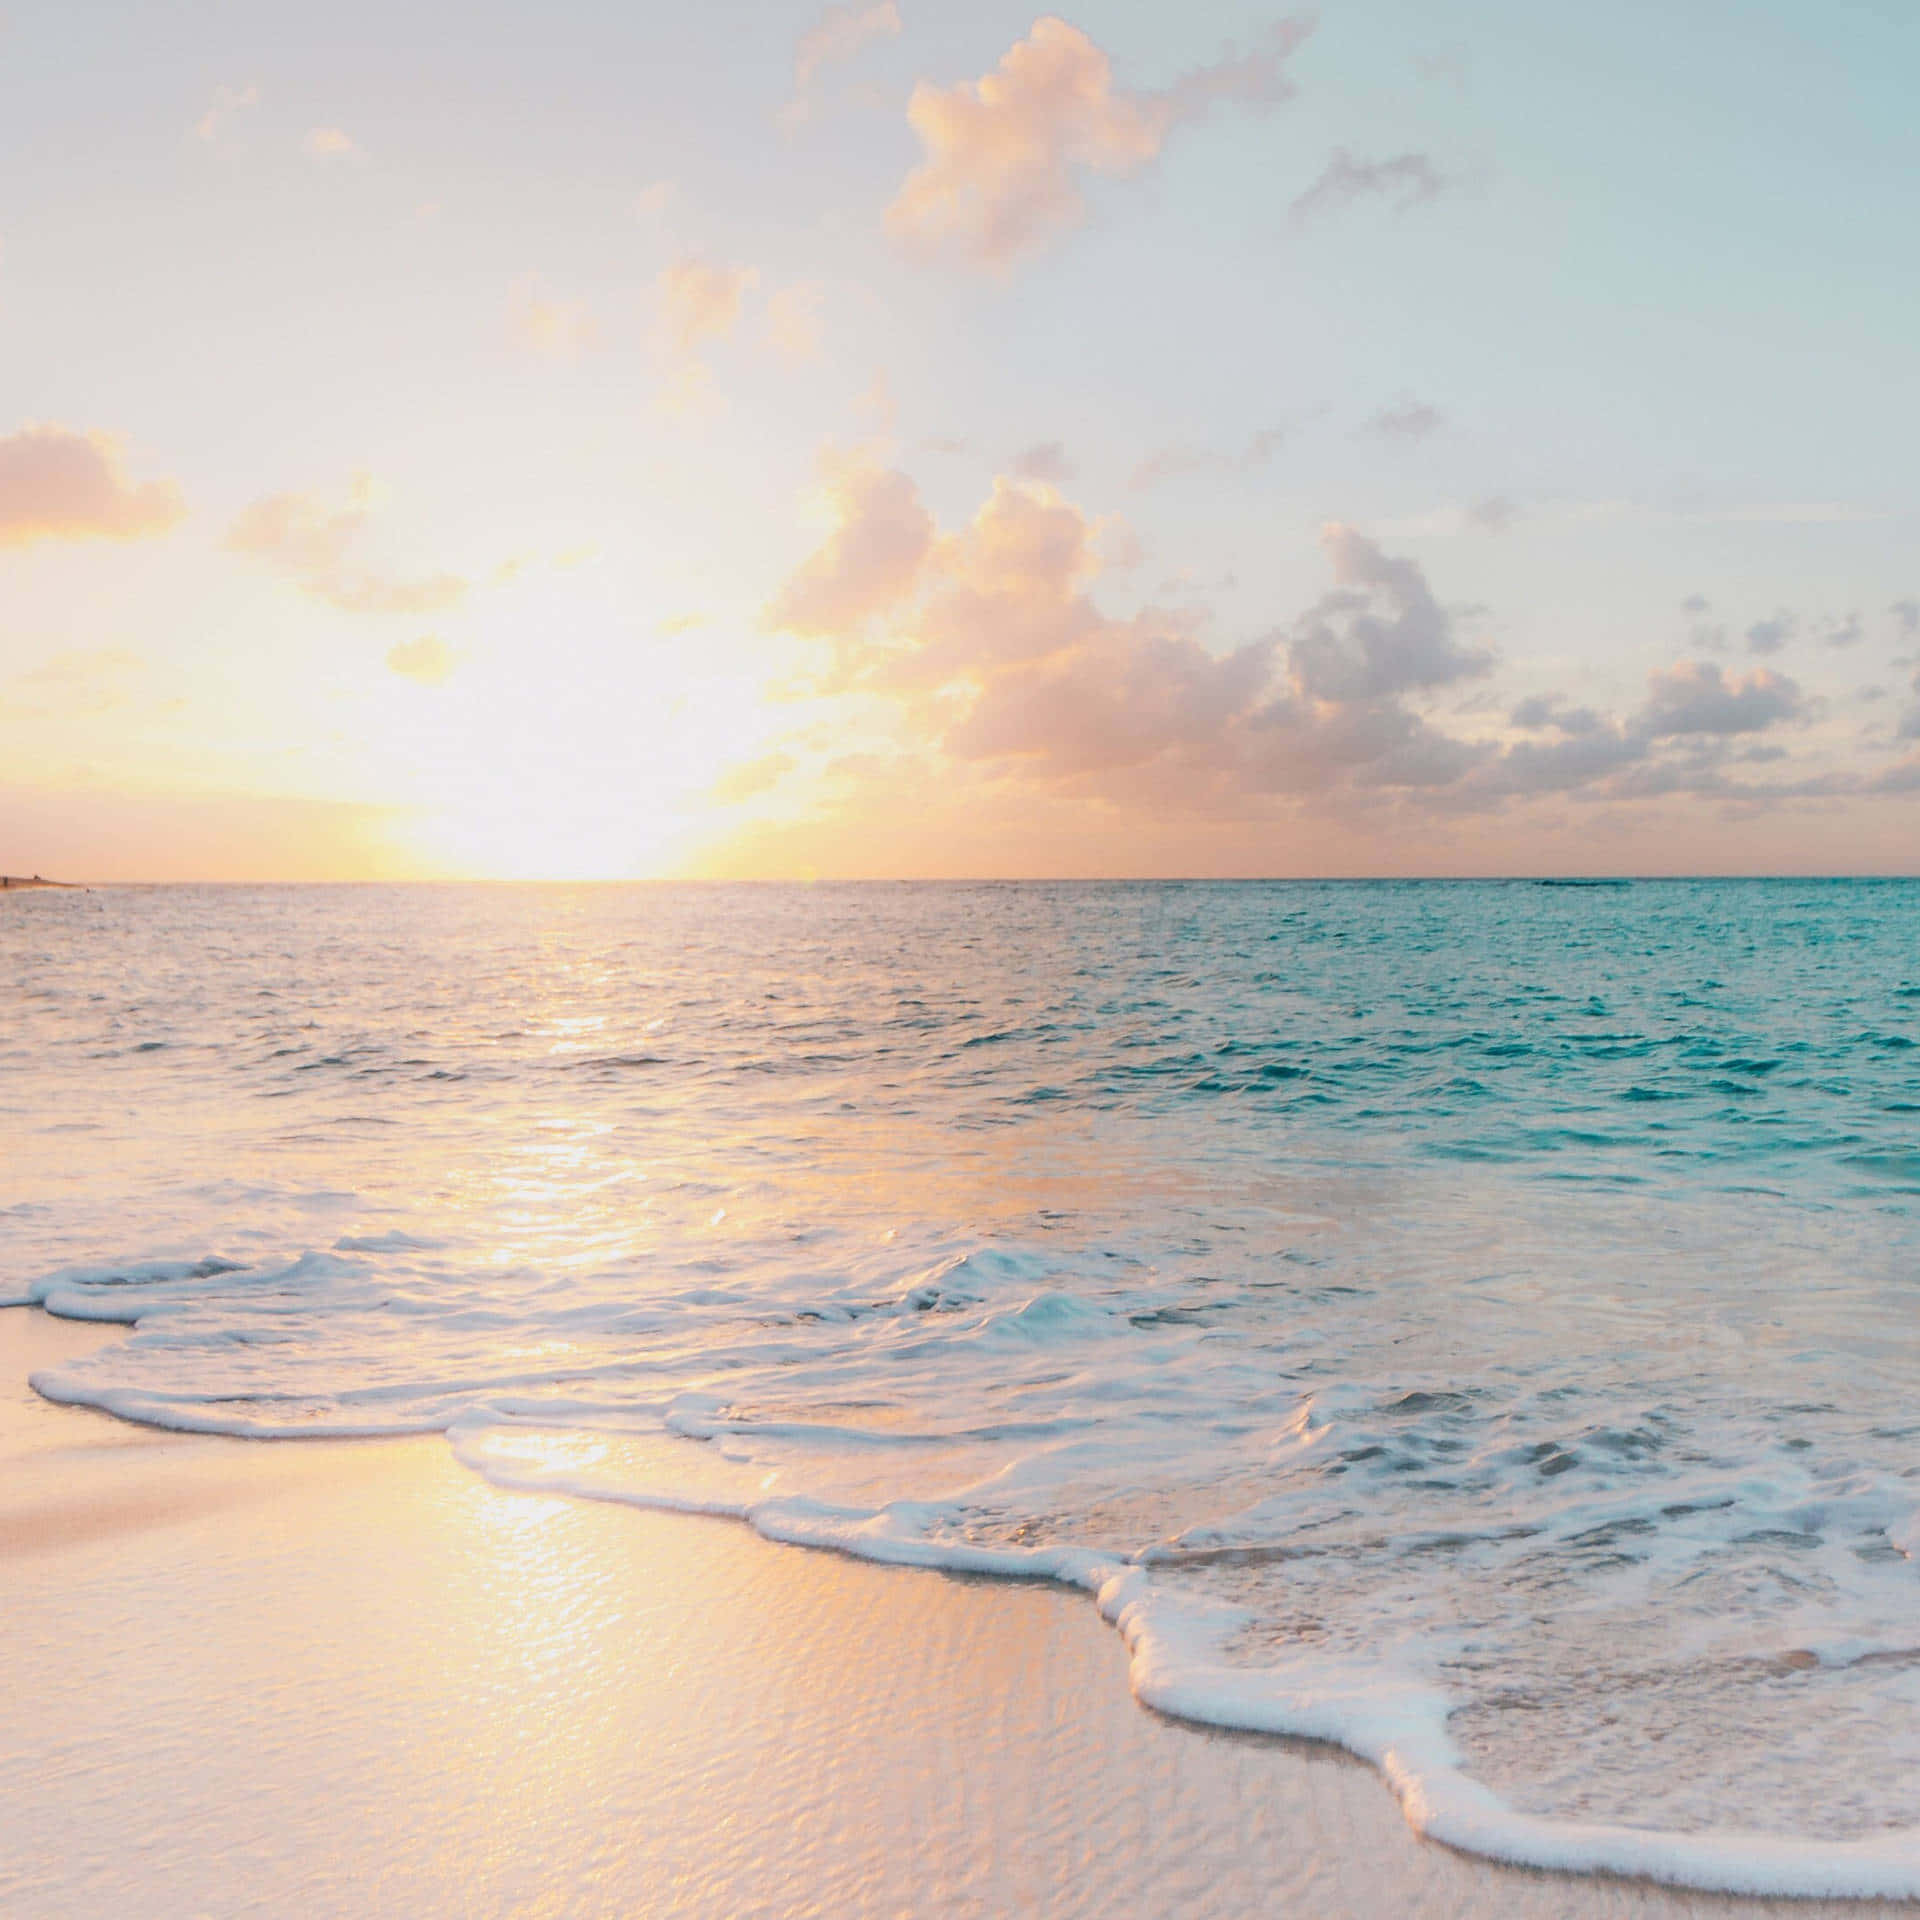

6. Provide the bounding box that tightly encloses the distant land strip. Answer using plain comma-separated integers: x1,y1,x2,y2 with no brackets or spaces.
0,875,78,893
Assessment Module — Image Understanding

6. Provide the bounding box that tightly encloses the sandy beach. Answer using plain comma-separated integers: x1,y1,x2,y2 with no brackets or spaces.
0,1307,1905,1920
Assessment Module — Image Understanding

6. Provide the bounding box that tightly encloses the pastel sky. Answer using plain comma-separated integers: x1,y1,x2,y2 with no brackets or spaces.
5,0,1919,878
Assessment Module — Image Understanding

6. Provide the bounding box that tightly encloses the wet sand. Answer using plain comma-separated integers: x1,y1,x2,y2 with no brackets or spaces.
0,1308,1905,1919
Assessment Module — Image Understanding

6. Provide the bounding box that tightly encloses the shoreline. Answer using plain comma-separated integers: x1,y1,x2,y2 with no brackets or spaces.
3,1306,1913,1917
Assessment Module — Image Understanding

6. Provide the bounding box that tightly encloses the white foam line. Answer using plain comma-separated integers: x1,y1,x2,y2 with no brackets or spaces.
1106,1562,1920,1900
457,1426,1920,1903
28,1289,1920,1902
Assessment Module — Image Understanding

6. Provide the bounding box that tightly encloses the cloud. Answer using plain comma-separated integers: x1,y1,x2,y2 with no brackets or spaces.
1489,664,1813,800
0,426,186,547
897,476,1104,684
1361,398,1444,444
6,648,150,715
765,459,1872,836
764,456,936,639
386,635,456,685
325,575,467,615
1292,149,1451,221
1011,440,1072,484
768,468,1501,805
226,476,468,615
1637,660,1810,737
1681,594,1711,615
635,181,674,219
1414,49,1469,93
195,84,258,142
1892,599,1920,643
1288,524,1492,702
886,15,1311,266
1744,612,1794,656
304,127,359,160
933,518,1491,798
1510,695,1602,735
780,0,901,128
1131,424,1288,489
711,751,797,804
509,278,600,357
765,282,825,363
1465,496,1519,534
658,258,757,356
227,481,369,576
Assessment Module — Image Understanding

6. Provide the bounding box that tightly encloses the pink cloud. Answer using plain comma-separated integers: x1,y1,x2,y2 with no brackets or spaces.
657,258,757,356
886,16,1311,265
0,426,186,547
764,457,936,639
781,0,901,127
765,469,1850,828
509,278,601,357
226,476,468,615
764,282,826,363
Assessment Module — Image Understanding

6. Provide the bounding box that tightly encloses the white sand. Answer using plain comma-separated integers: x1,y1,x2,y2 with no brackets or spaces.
0,1309,1905,1919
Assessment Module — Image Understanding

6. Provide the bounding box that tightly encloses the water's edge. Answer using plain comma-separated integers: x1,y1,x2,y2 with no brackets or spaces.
21,1296,1918,1907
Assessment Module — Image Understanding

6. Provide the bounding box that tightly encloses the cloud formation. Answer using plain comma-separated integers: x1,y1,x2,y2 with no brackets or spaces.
886,16,1311,265
226,476,467,615
1465,495,1519,533
1361,398,1445,444
1638,660,1809,737
386,635,456,684
5,648,150,716
765,282,825,362
1131,424,1286,489
1292,149,1451,221
763,456,935,639
657,258,756,355
765,464,1850,826
304,127,359,159
0,426,186,547
711,750,796,804
195,84,258,142
780,0,901,128
509,279,601,356
1011,440,1073,484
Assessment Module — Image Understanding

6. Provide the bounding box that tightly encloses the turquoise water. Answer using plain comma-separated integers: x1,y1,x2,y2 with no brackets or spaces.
7,880,1920,1888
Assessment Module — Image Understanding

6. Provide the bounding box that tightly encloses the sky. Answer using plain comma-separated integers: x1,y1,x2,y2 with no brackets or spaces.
3,0,1918,879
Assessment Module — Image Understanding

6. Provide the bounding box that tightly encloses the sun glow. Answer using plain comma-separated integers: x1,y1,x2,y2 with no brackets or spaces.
358,582,796,878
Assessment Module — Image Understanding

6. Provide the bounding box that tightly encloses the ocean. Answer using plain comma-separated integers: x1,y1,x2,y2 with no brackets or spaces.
7,879,1920,1895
